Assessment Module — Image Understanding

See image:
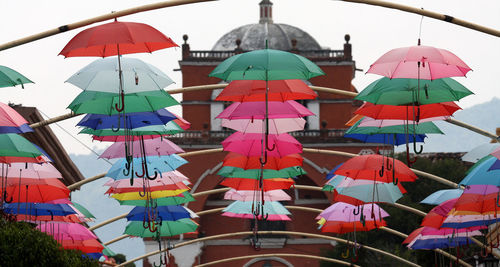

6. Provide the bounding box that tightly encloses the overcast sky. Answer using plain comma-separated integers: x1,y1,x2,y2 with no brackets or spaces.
0,0,499,262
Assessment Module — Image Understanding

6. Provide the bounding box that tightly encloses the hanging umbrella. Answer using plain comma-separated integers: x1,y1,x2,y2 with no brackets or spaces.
222,153,303,171
404,227,482,250
0,102,32,133
126,205,194,221
218,166,306,179
1,179,69,203
355,102,460,121
116,192,195,206
452,185,500,213
80,122,184,136
3,202,76,217
77,109,177,130
318,219,387,234
355,77,473,105
459,156,500,186
105,181,189,194
2,162,62,179
319,202,389,221
420,189,464,205
217,100,314,120
346,118,443,135
222,200,291,221
221,117,306,134
104,174,189,189
222,132,302,157
0,65,33,88
215,79,317,102
220,177,295,191
37,222,97,240
106,154,187,180
344,133,427,146
99,137,184,159
224,189,291,202
334,180,405,204
0,134,46,163
334,154,417,183
367,45,471,80
60,239,104,254
125,218,198,237
462,143,500,163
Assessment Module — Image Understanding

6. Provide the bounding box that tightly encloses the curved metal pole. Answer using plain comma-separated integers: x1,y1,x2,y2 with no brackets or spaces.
67,173,106,191
117,230,420,267
195,253,359,267
88,213,127,231
0,0,215,52
340,0,500,38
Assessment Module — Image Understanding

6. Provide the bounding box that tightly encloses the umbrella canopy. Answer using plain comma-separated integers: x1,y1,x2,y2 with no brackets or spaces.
319,202,389,222
60,239,104,254
222,152,303,171
3,202,76,217
346,118,443,135
221,117,306,134
367,45,471,80
220,177,295,191
334,154,417,183
1,179,69,203
111,188,189,201
334,180,405,204
77,109,177,130
215,79,317,102
223,200,291,216
462,143,500,163
37,222,97,240
222,212,291,221
224,189,291,202
222,132,302,157
217,100,314,120
0,102,31,128
218,166,306,179
59,20,178,57
0,134,46,163
80,122,184,136
318,220,387,234
344,133,427,146
126,205,193,221
420,189,464,205
105,181,189,194
116,192,195,206
99,137,184,159
0,65,33,88
459,156,500,186
355,77,473,105
355,102,460,121
357,116,447,128
106,154,187,180
2,162,62,179
452,185,500,213
125,218,198,237
209,48,325,81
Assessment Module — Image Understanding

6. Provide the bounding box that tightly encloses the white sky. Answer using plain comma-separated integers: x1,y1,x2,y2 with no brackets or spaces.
0,0,498,156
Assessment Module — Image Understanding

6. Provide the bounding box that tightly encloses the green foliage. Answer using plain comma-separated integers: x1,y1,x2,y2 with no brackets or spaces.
0,214,99,267
112,253,136,267
320,154,477,266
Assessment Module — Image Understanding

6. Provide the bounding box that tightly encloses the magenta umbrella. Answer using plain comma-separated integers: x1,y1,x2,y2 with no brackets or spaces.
358,116,448,127
2,162,62,179
222,132,302,157
0,102,30,127
37,222,97,240
224,189,291,202
221,117,306,134
216,100,314,120
99,137,184,159
222,212,291,221
317,202,389,222
367,45,471,80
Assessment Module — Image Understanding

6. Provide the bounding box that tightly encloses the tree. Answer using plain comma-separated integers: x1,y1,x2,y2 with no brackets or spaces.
0,212,99,267
112,253,136,267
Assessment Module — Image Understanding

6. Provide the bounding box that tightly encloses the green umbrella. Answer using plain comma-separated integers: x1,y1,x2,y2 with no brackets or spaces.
345,118,443,135
116,192,195,206
355,77,473,105
0,66,33,88
68,90,179,115
209,48,325,81
79,122,184,136
124,218,198,237
0,134,44,159
102,245,116,257
71,201,96,219
217,166,306,179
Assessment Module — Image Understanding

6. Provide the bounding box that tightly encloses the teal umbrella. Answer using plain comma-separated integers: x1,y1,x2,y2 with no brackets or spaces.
217,166,306,179
124,218,198,237
79,122,184,136
0,66,33,88
71,201,96,219
345,118,443,135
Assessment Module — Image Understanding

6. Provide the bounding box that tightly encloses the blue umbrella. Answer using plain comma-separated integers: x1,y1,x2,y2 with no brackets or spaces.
409,237,471,250
126,205,192,221
77,109,176,130
325,163,343,180
106,154,187,180
420,189,464,205
344,133,426,146
442,218,498,229
459,156,500,186
0,124,33,134
3,202,76,216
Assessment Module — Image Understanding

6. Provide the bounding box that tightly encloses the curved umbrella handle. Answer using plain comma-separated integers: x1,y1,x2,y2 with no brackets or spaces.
413,140,423,154
341,247,350,259
252,202,261,217
496,192,500,207
115,92,125,112
265,141,276,152
378,165,384,177
135,161,146,178
148,220,158,233
259,151,268,165
393,176,399,186
138,182,147,197
145,164,159,180
261,212,269,221
353,206,360,215
4,191,13,203
111,115,122,132
123,161,131,177
480,245,489,258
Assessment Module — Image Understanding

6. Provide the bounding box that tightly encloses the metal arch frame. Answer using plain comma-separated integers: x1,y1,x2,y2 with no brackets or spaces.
195,253,358,267
104,205,471,267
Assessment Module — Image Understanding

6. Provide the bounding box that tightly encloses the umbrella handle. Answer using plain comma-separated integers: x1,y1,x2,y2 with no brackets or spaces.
3,191,12,203
496,192,500,207
392,176,399,186
378,165,384,177
123,161,132,177
145,165,159,180
266,141,276,152
259,151,268,165
135,162,146,178
111,115,122,132
413,140,423,154
115,92,125,112
341,247,350,259
138,182,147,197
353,206,360,215
424,84,429,99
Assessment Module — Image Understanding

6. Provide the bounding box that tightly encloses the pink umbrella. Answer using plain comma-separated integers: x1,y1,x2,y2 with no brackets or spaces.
2,162,62,179
358,116,449,127
37,222,97,240
221,212,291,221
367,45,471,80
222,132,302,157
221,117,306,134
99,137,184,159
0,102,30,127
224,189,291,202
216,100,314,120
489,147,500,159
317,202,389,222
104,174,190,189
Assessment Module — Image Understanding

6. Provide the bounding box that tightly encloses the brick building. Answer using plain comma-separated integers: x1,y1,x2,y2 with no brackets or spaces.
144,1,384,266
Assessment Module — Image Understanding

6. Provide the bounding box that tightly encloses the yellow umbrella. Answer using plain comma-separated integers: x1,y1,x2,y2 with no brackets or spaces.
111,189,188,201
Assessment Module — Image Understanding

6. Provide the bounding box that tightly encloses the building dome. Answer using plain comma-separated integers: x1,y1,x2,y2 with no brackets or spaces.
212,0,322,51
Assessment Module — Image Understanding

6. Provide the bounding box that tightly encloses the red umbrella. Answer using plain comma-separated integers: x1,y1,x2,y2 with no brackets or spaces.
220,178,295,191
355,102,461,121
367,45,471,80
1,179,69,203
334,154,417,184
60,239,104,254
215,79,317,102
59,20,178,57
222,152,303,170
320,220,387,234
